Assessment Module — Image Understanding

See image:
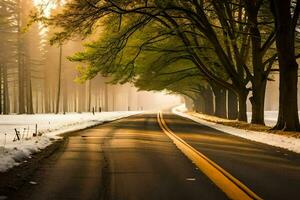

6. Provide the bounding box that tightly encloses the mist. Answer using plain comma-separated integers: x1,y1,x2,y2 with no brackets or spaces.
0,0,181,114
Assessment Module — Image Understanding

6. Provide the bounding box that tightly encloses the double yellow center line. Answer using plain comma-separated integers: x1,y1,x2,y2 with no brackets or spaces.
157,111,262,200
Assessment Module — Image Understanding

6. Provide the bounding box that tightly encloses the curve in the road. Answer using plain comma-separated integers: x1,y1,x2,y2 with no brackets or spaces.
157,111,262,200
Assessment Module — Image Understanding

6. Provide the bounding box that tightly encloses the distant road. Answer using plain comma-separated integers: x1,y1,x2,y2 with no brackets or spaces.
10,112,300,200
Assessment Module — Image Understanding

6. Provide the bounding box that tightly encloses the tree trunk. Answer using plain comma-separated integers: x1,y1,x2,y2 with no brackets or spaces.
238,91,248,122
55,45,62,114
74,89,77,112
202,87,214,115
51,88,55,113
104,83,109,111
112,86,115,111
63,82,68,113
227,89,238,120
95,88,98,111
26,65,33,114
36,90,39,113
250,81,266,124
193,95,204,113
3,64,9,114
78,84,85,113
41,90,44,113
17,0,25,114
271,0,300,131
87,80,91,112
212,84,227,118
247,3,267,125
26,79,34,114
275,67,299,130
18,52,25,114
13,81,17,113
43,72,50,113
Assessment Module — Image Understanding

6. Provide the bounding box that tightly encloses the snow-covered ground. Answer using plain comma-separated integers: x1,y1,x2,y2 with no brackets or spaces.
173,105,300,154
0,111,140,172
247,111,280,126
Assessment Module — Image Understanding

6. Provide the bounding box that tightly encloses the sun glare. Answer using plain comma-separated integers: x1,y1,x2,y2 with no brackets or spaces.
32,0,66,38
33,0,55,18
33,0,65,18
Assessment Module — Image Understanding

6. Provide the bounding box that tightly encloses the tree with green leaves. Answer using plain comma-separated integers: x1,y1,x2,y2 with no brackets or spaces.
69,14,234,118
45,0,278,123
43,0,300,130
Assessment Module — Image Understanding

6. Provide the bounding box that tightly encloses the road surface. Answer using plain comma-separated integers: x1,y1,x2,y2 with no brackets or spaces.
8,112,300,200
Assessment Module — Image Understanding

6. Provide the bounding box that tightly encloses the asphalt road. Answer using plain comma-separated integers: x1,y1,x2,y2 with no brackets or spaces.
9,112,300,200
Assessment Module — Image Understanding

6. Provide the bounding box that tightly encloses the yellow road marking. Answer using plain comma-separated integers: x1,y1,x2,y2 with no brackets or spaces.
157,111,263,200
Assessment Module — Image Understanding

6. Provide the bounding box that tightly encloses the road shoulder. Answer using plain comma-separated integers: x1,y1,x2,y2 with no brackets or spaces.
172,105,300,154
0,139,66,199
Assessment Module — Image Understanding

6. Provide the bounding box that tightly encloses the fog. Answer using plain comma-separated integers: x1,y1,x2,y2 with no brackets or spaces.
0,0,181,114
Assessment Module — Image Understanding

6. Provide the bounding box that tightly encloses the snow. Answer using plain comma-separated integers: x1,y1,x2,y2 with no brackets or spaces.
0,111,140,172
247,111,279,126
248,111,300,127
173,104,300,154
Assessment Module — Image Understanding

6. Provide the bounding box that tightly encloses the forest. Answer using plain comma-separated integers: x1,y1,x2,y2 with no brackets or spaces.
0,0,131,115
1,0,300,131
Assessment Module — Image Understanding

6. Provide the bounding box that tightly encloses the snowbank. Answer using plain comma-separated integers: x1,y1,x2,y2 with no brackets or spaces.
173,105,300,154
0,111,140,172
247,111,282,126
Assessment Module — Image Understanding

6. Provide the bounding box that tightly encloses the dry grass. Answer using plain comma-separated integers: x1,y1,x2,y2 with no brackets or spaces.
188,112,300,139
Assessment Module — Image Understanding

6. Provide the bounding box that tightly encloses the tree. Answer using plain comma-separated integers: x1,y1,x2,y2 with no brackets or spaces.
47,0,279,124
70,18,230,117
228,89,238,119
270,0,300,131
55,44,62,114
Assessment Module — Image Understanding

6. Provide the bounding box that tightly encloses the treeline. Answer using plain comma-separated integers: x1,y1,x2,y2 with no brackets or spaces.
0,0,115,114
42,0,299,130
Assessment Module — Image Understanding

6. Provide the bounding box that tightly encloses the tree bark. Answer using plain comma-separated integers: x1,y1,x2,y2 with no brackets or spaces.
227,89,238,120
202,87,214,115
250,81,266,124
247,2,267,125
212,84,227,118
271,0,300,131
237,91,248,122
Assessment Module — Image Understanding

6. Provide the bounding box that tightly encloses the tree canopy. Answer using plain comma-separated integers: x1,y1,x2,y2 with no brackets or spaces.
41,0,300,131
